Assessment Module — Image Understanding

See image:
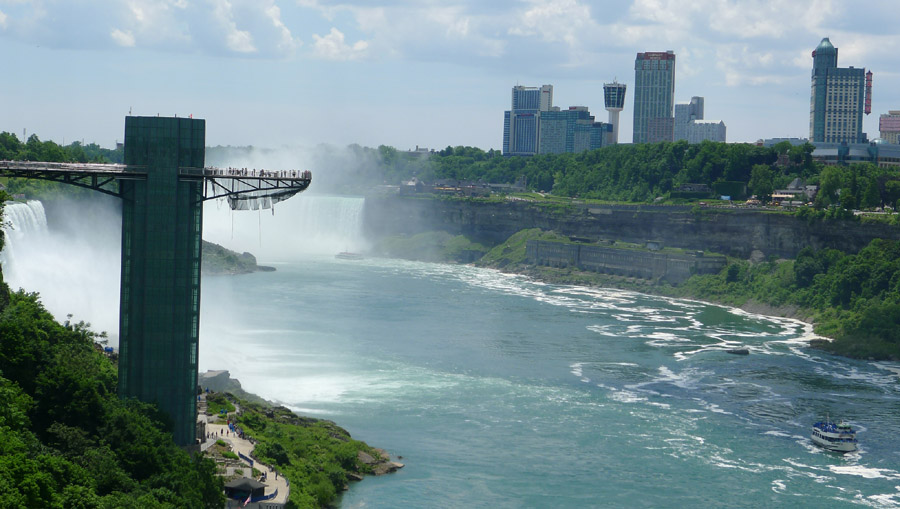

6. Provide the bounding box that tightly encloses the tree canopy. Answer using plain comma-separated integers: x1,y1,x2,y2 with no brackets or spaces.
0,279,225,508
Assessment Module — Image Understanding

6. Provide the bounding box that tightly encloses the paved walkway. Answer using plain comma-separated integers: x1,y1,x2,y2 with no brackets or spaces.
201,398,289,506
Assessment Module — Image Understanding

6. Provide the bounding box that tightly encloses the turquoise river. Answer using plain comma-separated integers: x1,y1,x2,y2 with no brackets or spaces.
199,255,900,508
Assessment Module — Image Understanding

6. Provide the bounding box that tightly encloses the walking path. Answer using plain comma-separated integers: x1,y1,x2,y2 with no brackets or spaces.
200,396,289,506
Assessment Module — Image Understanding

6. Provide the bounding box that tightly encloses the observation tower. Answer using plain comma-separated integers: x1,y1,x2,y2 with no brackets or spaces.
603,80,627,144
0,116,312,445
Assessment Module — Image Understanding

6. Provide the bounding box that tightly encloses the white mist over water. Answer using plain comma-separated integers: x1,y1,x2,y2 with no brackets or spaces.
1,199,122,343
202,194,367,261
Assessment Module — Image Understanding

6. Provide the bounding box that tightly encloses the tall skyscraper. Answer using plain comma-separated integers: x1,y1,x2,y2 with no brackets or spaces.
603,81,627,144
809,37,871,143
633,51,675,144
503,85,553,156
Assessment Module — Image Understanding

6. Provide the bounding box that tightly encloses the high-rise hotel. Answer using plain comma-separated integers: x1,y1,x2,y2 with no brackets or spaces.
809,37,872,143
633,51,675,144
503,85,553,156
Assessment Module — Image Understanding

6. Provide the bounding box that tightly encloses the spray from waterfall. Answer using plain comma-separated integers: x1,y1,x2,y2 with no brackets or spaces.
202,195,367,261
1,199,122,344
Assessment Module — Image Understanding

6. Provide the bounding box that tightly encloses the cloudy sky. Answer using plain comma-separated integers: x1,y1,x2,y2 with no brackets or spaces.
1,0,898,151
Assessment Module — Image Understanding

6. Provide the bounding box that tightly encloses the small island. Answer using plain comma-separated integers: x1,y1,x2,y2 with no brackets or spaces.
202,240,276,275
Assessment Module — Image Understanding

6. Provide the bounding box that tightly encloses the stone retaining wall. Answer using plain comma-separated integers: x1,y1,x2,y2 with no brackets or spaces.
525,241,726,284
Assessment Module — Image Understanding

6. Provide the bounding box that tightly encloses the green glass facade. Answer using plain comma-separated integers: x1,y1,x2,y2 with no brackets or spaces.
118,116,205,446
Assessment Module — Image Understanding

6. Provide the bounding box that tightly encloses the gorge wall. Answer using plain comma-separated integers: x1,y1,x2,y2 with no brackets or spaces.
362,196,900,259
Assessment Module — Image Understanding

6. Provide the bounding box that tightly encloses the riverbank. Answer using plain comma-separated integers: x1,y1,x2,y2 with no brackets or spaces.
198,369,403,507
514,263,815,324
495,260,900,363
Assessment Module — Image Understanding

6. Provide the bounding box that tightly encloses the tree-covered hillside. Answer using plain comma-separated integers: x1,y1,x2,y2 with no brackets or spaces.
0,291,225,508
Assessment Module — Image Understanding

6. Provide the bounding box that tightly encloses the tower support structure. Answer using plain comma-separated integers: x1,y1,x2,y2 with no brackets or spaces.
0,116,312,446
117,116,205,445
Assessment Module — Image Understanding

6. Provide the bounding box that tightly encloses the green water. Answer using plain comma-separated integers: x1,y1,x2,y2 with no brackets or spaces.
199,256,900,508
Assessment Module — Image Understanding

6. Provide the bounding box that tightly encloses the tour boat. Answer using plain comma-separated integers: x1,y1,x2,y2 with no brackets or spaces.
811,418,858,453
335,252,364,260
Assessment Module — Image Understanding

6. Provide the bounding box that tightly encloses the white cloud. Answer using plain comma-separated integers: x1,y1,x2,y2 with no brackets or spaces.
626,0,838,42
0,0,300,57
312,27,367,60
299,2,509,62
510,0,594,45
708,0,837,39
210,0,257,53
0,10,7,30
265,4,300,52
110,28,135,47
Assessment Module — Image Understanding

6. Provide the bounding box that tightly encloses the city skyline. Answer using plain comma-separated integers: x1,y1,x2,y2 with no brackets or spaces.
1,1,899,151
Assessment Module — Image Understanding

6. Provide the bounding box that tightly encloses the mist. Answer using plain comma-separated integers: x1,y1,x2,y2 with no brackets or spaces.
1,196,122,345
202,195,366,262
206,142,396,196
203,143,375,261
0,144,378,346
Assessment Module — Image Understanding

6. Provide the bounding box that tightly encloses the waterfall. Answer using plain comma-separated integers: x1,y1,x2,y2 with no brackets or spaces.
1,199,122,344
1,200,50,272
202,194,367,260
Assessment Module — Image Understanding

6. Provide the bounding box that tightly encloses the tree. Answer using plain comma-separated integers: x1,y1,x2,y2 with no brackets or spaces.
884,180,900,211
749,164,775,203
815,166,844,209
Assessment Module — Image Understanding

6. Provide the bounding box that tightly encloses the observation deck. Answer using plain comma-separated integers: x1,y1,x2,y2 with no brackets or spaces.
0,160,311,209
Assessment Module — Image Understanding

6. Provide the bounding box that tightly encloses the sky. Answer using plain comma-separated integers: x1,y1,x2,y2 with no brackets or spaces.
1,0,899,152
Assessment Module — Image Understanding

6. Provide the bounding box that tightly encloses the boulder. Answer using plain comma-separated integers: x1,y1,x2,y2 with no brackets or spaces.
373,462,405,476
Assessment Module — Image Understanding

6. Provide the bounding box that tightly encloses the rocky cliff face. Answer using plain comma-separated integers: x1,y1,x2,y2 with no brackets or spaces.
363,196,900,259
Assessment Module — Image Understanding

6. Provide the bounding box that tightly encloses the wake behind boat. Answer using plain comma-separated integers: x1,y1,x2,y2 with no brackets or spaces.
811,418,858,453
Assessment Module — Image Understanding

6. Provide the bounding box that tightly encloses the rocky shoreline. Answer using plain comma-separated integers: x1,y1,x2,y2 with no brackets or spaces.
198,369,404,478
